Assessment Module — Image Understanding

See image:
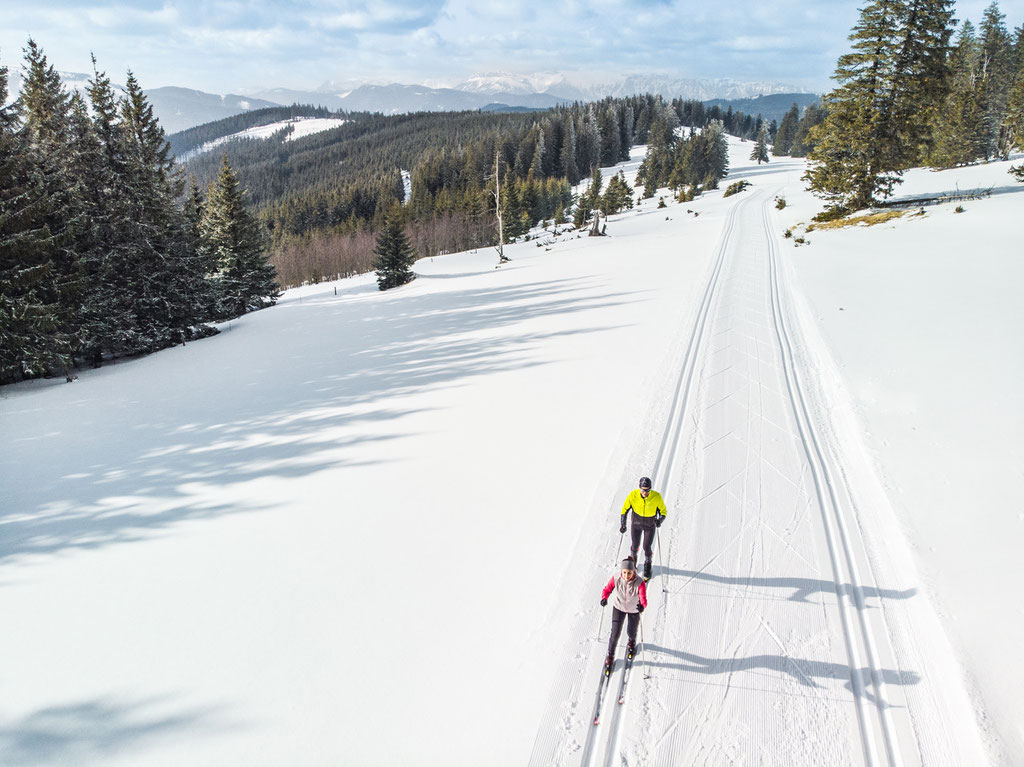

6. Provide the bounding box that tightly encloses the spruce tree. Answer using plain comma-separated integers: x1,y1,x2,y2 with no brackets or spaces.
373,209,415,291
978,2,1015,157
560,115,578,184
751,123,770,164
790,104,826,157
928,21,987,167
202,155,279,315
773,103,800,156
806,1,910,209
109,71,193,352
883,0,956,168
17,39,81,375
1006,25,1024,151
0,56,62,383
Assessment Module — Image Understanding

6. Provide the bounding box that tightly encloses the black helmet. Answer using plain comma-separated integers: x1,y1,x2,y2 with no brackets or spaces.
639,477,652,489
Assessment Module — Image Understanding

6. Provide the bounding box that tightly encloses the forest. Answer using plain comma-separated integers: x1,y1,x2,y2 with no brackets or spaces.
178,94,780,287
4,0,1021,385
0,43,278,385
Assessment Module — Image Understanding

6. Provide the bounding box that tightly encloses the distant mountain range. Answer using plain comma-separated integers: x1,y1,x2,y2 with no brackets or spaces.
704,93,822,126
144,89,281,134
3,67,815,134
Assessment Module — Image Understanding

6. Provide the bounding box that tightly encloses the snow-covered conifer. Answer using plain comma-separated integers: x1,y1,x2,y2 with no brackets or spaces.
373,209,416,290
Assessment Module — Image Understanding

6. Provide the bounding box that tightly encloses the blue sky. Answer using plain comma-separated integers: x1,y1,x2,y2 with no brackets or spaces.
2,1,1022,95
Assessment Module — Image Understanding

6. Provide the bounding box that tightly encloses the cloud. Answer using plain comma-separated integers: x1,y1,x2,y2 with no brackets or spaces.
10,0,1020,94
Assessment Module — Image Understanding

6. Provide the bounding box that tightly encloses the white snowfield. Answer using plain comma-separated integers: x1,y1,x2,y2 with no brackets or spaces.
1,139,1020,766
180,116,347,160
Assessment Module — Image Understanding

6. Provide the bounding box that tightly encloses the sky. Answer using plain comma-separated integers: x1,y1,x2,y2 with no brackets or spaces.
1,1,1022,96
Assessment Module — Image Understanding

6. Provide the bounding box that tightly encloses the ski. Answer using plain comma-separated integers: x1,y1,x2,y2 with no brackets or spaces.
617,655,634,704
592,662,613,725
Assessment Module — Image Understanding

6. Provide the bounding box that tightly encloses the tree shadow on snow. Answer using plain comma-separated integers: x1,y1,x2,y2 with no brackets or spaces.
0,277,640,566
0,695,241,766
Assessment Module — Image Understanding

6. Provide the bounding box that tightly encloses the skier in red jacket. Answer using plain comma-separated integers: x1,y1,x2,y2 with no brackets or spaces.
600,556,648,674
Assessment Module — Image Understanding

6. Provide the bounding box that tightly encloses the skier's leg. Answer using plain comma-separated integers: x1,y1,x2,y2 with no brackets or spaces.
607,607,625,658
642,525,655,562
627,612,639,643
626,612,640,656
629,522,641,561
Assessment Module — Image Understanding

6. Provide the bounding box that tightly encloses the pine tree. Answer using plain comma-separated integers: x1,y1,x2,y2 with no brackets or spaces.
560,115,578,184
110,71,195,351
0,56,62,383
977,2,1015,157
702,120,730,187
202,155,279,314
751,123,770,164
806,0,924,209
598,105,621,166
17,39,81,375
883,0,956,168
182,178,218,327
790,104,826,157
928,21,988,167
773,103,800,156
1006,25,1024,151
373,209,415,290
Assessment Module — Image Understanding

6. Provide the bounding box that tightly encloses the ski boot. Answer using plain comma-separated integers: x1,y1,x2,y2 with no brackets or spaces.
627,640,637,660
643,559,652,581
603,654,614,676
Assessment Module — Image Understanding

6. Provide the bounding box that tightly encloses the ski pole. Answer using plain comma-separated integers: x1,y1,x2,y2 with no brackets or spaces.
640,611,649,679
598,530,625,640
657,526,668,593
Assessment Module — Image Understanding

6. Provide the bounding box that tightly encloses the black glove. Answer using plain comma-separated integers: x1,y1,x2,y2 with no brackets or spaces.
600,598,608,607
655,514,663,528
636,603,645,614
619,519,627,534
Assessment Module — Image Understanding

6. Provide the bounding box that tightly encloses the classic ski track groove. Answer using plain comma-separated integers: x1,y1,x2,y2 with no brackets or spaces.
580,195,746,767
761,193,903,767
538,186,926,767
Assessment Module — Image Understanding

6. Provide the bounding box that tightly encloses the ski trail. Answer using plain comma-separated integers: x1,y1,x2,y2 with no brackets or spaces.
529,194,744,767
532,181,988,767
623,186,909,767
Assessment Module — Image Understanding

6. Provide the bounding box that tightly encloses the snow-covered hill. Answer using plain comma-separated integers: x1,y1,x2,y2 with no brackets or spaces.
178,116,348,160
1,139,1020,766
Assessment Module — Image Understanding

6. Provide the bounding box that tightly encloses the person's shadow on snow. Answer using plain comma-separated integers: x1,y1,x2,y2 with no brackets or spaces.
641,643,919,706
659,567,916,606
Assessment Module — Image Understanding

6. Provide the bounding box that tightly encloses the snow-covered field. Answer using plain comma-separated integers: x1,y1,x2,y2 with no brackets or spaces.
1,139,1020,766
181,116,347,160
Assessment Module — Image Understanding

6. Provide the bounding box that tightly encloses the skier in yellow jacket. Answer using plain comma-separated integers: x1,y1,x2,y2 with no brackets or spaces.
620,476,666,581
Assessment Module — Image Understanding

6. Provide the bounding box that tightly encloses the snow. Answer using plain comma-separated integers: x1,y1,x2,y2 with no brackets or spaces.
400,169,412,203
1,140,1021,766
181,116,347,160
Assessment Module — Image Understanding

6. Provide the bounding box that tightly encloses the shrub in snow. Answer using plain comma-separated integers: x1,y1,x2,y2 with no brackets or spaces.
723,180,751,198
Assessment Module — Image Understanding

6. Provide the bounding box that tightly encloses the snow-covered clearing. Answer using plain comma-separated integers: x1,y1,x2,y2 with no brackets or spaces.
401,169,412,203
181,116,347,160
1,139,1020,766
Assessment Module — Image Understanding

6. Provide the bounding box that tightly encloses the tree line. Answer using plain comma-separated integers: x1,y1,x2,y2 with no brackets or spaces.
805,0,1024,212
0,42,279,386
179,93,775,288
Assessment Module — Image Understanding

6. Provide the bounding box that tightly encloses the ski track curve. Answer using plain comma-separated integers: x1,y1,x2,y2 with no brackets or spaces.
531,184,986,767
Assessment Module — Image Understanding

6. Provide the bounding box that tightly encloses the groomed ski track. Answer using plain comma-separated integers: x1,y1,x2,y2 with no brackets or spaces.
529,183,989,767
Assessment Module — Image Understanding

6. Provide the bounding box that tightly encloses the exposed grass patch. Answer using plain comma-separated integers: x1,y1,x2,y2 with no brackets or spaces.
723,180,751,198
811,209,907,230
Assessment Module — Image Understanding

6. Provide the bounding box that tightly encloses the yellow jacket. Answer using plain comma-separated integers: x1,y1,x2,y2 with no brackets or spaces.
621,489,666,519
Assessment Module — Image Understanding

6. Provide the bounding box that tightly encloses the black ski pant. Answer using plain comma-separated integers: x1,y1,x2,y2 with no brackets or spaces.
629,518,656,563
607,607,640,658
